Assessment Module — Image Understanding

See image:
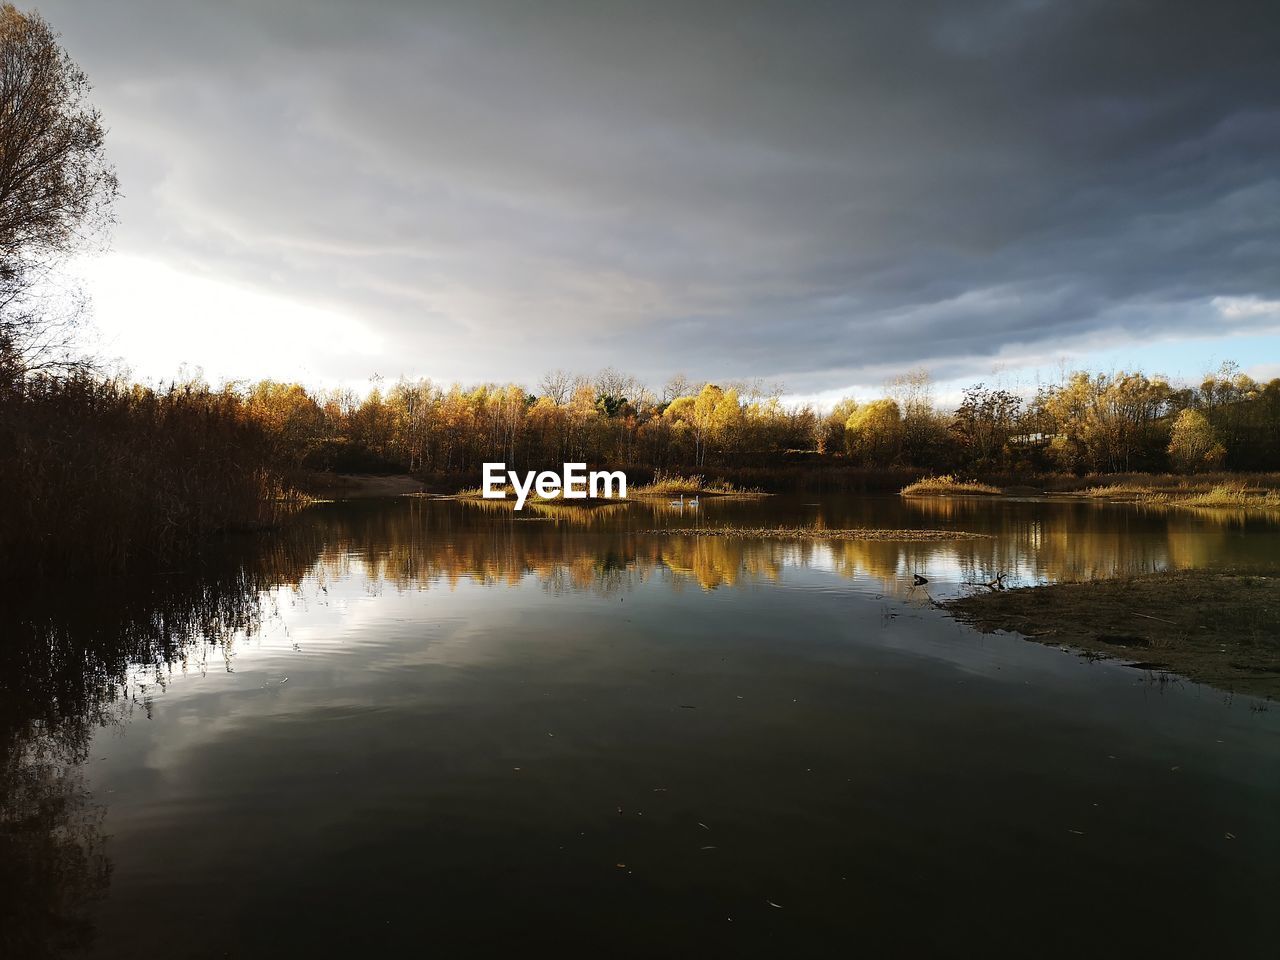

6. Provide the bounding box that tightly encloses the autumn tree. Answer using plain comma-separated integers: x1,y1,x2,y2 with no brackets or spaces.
484,383,528,465
886,369,948,465
1035,371,1171,472
844,398,902,465
664,383,741,467
817,397,858,455
0,4,117,375
385,378,438,471
564,382,603,461
244,380,326,467
1167,408,1225,471
951,384,1022,468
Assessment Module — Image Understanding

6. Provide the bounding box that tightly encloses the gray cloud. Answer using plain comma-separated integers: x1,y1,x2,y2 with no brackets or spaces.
38,0,1280,390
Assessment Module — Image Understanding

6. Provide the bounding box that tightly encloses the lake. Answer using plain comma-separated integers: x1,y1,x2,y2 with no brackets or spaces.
3,494,1278,957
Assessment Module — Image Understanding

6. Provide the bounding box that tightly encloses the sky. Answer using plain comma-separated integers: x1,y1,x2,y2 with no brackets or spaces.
39,0,1280,403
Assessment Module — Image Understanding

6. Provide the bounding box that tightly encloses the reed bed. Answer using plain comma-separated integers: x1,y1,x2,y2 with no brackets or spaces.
0,375,300,576
1066,470,1280,493
451,485,507,499
630,471,761,496
1173,484,1280,508
1075,478,1280,509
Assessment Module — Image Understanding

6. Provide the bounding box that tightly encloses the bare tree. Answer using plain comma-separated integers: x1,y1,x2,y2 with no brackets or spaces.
726,377,784,403
662,373,691,403
538,368,573,406
594,366,640,403
885,368,934,419
0,4,117,375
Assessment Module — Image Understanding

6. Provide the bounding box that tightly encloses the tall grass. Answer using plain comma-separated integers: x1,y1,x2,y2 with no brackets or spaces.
900,475,1002,496
1156,483,1280,508
630,471,757,496
0,375,299,576
1074,475,1280,508
1064,471,1280,495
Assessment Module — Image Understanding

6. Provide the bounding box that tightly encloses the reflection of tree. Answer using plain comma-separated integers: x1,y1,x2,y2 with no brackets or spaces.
3,494,1265,951
1,726,109,958
654,535,784,589
324,502,970,592
899,496,1269,583
0,524,321,957
294,497,1269,595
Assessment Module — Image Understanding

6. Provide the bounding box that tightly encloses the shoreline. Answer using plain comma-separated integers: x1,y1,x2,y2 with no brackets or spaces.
898,472,1280,511
946,571,1280,698
292,468,1280,514
297,472,427,499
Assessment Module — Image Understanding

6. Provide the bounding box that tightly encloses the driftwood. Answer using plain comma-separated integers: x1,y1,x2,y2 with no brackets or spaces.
966,571,1009,591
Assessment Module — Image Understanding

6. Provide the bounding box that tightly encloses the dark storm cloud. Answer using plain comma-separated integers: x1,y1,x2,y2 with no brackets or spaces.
39,0,1280,389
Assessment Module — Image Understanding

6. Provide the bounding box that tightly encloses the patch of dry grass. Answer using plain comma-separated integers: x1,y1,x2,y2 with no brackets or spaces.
901,475,1002,497
1163,484,1280,508
631,471,762,496
1075,478,1280,510
1075,482,1161,499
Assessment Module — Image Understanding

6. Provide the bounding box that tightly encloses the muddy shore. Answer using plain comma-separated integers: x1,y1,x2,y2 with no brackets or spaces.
948,571,1280,698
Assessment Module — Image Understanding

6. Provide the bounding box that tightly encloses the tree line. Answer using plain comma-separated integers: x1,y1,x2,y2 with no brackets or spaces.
10,359,1277,575
236,362,1280,477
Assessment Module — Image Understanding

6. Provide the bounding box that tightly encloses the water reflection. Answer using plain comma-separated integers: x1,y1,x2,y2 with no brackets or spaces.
2,494,1278,956
0,708,109,958
315,495,1280,594
899,495,1278,582
0,527,326,958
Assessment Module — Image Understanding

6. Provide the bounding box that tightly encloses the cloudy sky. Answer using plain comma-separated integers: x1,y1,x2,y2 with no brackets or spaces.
42,0,1280,400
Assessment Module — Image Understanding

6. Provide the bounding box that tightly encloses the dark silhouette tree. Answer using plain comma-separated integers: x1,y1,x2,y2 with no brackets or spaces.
0,4,117,376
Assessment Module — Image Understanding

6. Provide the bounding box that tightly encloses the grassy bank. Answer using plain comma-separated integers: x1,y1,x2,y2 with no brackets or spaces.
893,470,1280,508
947,571,1280,697
1066,474,1280,510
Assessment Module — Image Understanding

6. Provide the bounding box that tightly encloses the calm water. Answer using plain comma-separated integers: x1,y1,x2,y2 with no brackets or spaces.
3,494,1279,957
